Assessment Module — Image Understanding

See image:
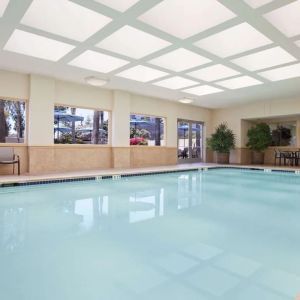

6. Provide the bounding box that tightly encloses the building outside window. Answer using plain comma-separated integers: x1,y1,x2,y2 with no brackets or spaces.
130,114,165,146
54,105,109,144
0,99,26,143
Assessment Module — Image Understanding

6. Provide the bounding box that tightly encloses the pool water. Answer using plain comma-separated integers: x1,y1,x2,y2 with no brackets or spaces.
0,169,300,300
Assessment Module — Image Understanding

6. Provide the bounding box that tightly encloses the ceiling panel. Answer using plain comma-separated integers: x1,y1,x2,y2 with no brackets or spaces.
97,25,171,59
195,23,272,58
139,0,236,39
0,0,9,17
116,65,169,82
231,46,297,71
4,29,75,61
153,76,198,89
216,76,263,89
94,0,140,12
264,1,300,37
69,50,129,73
259,63,300,81
21,0,112,42
183,85,223,96
149,48,211,72
188,64,240,82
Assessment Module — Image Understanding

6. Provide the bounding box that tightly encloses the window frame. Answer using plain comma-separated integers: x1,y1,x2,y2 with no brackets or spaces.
129,112,167,147
54,103,111,146
0,96,28,146
269,121,297,147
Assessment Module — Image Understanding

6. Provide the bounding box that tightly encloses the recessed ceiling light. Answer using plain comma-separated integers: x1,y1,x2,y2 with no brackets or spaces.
149,48,211,72
153,76,198,90
183,85,223,96
179,98,194,104
21,0,111,42
243,0,274,8
0,0,9,17
139,0,235,39
97,26,171,59
4,29,74,61
69,50,129,73
195,22,272,58
94,0,140,12
85,76,109,86
116,65,169,82
258,63,300,81
188,64,240,81
216,75,263,89
231,46,296,71
264,1,300,37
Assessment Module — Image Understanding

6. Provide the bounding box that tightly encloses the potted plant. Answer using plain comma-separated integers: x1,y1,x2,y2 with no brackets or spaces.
246,123,272,164
207,123,235,164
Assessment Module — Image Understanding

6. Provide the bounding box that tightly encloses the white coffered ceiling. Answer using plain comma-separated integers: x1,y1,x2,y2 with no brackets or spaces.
0,0,300,108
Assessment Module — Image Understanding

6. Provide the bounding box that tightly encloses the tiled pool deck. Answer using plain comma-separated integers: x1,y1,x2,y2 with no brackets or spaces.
0,163,300,186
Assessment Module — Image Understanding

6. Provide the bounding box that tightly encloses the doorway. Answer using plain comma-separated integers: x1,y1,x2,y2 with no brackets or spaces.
177,119,204,163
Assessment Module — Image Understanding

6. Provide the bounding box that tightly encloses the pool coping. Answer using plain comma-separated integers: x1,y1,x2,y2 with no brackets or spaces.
0,164,299,188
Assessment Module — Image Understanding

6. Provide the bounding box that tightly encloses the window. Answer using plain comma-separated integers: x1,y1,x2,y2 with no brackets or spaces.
130,114,165,146
54,105,109,144
270,122,296,146
0,99,26,143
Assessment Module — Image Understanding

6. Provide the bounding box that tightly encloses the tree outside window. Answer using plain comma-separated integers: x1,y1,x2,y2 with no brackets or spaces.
130,114,165,146
0,99,26,143
54,105,109,144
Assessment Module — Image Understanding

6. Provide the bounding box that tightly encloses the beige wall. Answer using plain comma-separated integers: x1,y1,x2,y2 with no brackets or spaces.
2,69,300,172
0,70,29,100
0,70,212,174
212,98,300,164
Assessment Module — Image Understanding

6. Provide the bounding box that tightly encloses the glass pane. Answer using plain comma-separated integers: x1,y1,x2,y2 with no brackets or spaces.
54,106,109,145
0,99,26,144
270,122,296,146
130,114,165,146
178,121,190,159
191,123,202,159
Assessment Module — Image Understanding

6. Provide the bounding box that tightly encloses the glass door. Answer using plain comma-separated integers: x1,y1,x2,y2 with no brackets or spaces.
177,119,203,163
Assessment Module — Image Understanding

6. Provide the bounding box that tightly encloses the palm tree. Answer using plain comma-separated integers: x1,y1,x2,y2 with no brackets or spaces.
155,118,161,146
8,101,25,142
71,107,76,143
92,111,100,144
0,100,8,143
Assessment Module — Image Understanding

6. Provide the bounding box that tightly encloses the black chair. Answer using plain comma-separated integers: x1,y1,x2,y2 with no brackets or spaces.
0,148,20,175
282,151,299,166
274,149,283,165
295,151,300,166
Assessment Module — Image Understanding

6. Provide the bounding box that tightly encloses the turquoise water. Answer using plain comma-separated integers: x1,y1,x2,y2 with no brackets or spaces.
0,169,300,300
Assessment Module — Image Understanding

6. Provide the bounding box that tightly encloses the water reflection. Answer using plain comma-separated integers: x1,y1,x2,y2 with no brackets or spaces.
1,170,300,300
0,208,26,252
0,173,203,253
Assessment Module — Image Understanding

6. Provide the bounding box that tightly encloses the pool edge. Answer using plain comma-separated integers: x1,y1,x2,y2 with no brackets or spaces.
0,165,298,188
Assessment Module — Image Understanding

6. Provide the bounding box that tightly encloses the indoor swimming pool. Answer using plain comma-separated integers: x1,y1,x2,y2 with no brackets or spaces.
0,168,299,300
